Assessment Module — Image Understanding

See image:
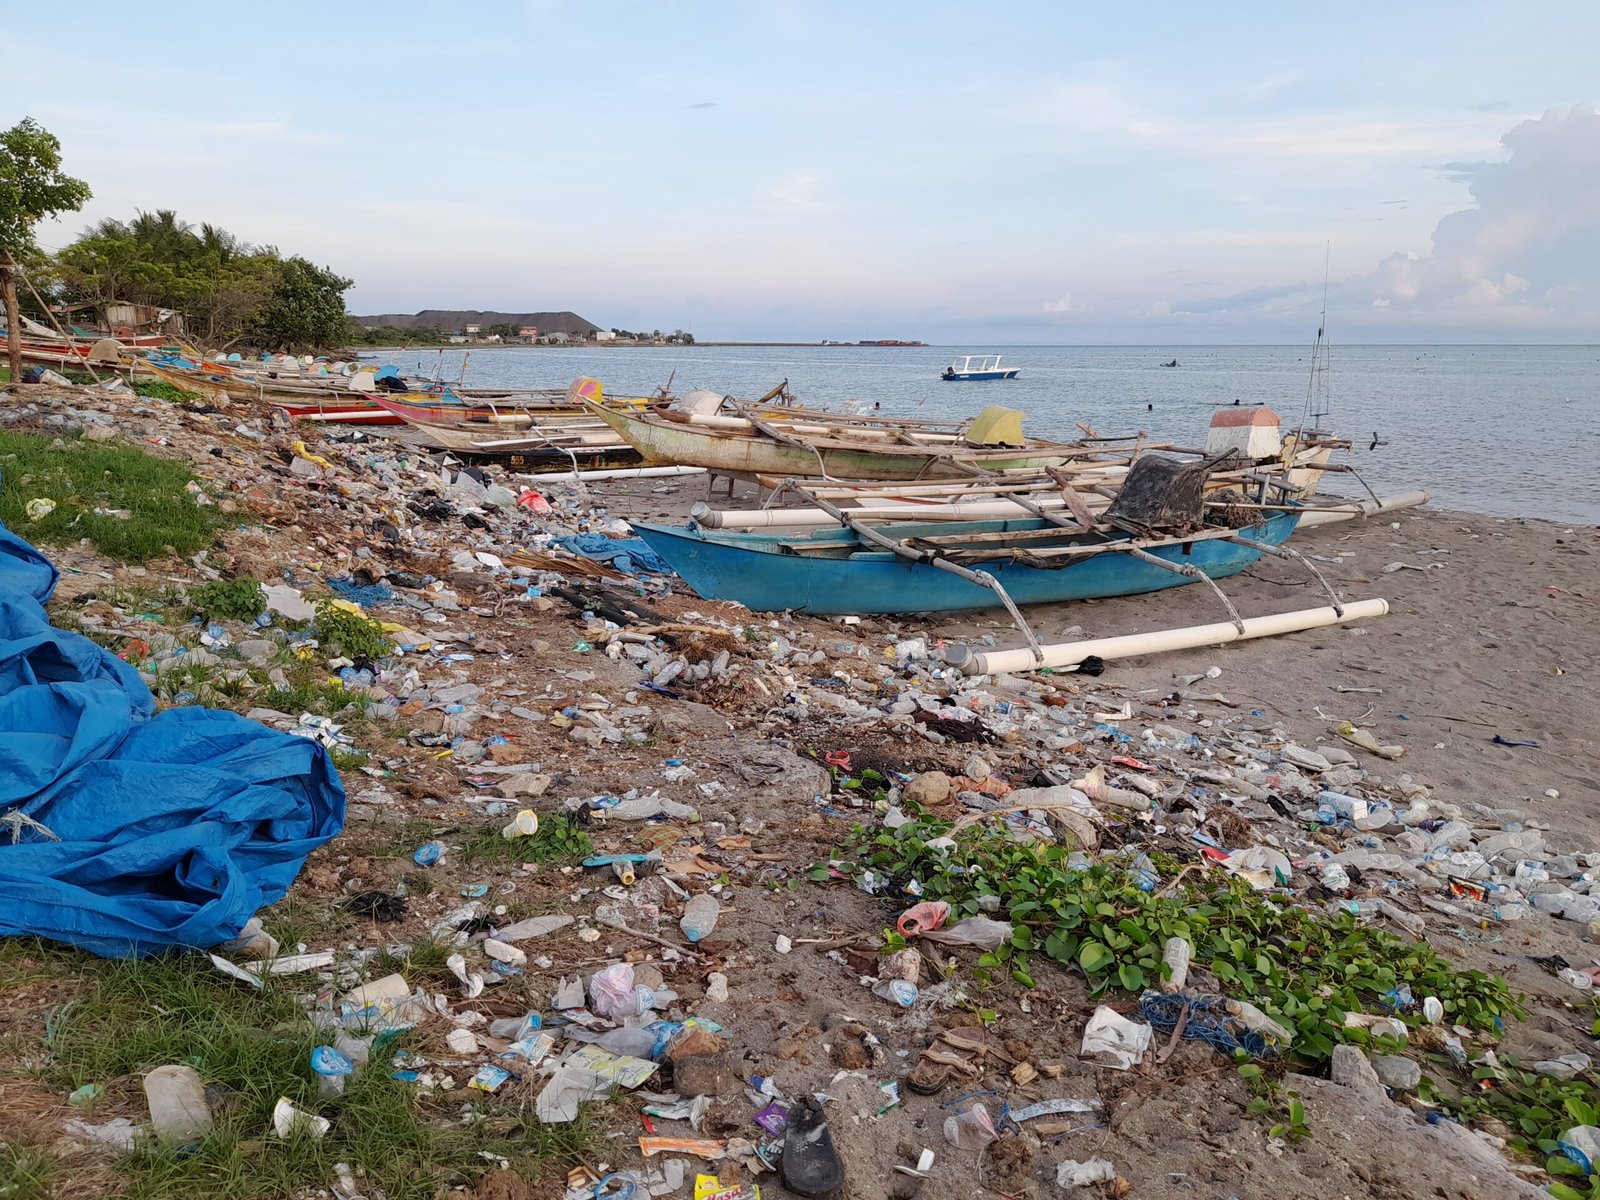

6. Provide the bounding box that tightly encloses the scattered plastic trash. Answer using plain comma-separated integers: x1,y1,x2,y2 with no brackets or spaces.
1079,1007,1153,1070
413,842,443,867
272,1097,330,1140
143,1065,212,1146
1057,1158,1118,1187
681,894,720,943
943,1100,998,1150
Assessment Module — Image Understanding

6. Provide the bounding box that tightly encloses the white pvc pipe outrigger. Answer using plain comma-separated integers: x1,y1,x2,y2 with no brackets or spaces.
515,464,707,483
692,489,1430,531
943,598,1391,675
1297,490,1429,528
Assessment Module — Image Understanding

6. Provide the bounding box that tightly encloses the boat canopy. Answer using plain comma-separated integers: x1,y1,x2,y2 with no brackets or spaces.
669,389,728,416
948,355,1006,372
964,406,1026,447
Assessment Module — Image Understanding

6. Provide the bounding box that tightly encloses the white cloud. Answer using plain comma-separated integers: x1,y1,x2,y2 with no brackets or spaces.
1043,293,1072,313
766,171,822,209
1174,105,1600,334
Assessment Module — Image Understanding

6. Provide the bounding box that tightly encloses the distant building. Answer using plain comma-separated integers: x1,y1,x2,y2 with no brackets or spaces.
593,330,617,342
518,325,539,339
464,323,481,336
448,335,468,344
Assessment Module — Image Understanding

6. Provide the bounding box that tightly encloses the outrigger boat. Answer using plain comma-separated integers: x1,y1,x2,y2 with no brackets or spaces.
586,390,1108,481
941,354,1020,381
689,408,1354,528
365,378,650,428
631,450,1358,664
633,507,1301,616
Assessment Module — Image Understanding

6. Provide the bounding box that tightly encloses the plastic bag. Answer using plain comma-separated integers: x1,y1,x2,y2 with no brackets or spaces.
896,900,950,936
590,963,647,1019
920,917,1013,950
943,1102,997,1150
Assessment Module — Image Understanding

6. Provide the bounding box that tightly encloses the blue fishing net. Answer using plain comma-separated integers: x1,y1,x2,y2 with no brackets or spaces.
325,577,395,605
1138,990,1273,1058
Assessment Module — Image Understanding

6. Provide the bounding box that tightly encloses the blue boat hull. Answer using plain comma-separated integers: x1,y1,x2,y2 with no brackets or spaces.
942,369,1020,380
631,512,1299,615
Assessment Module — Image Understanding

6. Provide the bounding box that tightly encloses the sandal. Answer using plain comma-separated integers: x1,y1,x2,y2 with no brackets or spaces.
782,1096,845,1196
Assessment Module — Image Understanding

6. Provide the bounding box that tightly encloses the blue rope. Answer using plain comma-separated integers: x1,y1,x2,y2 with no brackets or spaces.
1138,990,1272,1058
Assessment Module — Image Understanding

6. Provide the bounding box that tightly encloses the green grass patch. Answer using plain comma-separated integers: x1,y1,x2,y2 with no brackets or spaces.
41,954,589,1200
313,602,392,661
0,1143,56,1200
261,661,365,720
369,939,456,986
189,578,266,622
0,430,223,561
1423,1063,1600,1197
459,811,594,868
258,896,355,951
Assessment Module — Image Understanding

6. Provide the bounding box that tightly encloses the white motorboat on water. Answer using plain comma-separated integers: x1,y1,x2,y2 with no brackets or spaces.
941,354,1020,381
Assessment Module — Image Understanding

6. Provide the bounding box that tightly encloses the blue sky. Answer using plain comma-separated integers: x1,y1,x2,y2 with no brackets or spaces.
6,2,1599,342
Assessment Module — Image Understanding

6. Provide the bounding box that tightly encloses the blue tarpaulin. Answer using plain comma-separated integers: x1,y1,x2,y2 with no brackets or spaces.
0,522,345,957
552,533,673,576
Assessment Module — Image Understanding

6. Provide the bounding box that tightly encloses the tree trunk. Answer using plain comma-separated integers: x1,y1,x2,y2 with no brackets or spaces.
1,258,22,385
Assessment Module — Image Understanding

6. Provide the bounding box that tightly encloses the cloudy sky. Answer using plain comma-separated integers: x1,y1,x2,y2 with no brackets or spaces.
5,2,1598,342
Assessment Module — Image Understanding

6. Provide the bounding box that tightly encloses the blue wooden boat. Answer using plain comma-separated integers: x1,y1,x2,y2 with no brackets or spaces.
941,354,1020,381
630,510,1300,615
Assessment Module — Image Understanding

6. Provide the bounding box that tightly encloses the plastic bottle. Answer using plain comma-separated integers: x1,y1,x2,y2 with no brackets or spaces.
1223,998,1294,1045
1160,937,1191,994
680,894,720,943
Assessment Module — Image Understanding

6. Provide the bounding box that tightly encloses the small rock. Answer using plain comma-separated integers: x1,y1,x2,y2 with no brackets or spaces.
494,773,552,798
705,972,729,1003
903,771,954,808
1330,1044,1385,1093
82,423,119,443
1371,1053,1422,1091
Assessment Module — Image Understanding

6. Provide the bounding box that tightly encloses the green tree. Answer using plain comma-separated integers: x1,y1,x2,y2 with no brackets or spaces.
0,117,91,381
255,256,353,350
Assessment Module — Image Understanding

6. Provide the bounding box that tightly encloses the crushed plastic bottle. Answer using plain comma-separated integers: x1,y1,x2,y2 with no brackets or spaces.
680,894,720,943
1161,937,1191,994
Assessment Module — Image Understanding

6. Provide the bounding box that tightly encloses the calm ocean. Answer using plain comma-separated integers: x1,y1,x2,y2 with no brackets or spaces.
385,344,1600,524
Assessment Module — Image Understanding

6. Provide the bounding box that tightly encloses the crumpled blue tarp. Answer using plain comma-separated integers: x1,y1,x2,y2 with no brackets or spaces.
552,533,674,576
0,521,345,957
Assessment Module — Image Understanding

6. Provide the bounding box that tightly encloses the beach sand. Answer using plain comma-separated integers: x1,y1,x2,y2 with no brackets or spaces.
593,478,1598,848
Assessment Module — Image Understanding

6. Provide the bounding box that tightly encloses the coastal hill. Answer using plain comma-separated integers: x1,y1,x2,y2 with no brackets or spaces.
350,310,601,336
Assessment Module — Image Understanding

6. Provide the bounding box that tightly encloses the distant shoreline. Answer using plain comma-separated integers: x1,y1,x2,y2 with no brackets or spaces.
353,341,932,352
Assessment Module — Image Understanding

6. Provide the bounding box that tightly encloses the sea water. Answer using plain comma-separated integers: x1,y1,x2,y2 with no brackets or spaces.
381,343,1599,524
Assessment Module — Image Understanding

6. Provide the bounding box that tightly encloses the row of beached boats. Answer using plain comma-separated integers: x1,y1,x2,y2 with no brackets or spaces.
554,383,1422,663
30,328,1417,658
231,356,1413,654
